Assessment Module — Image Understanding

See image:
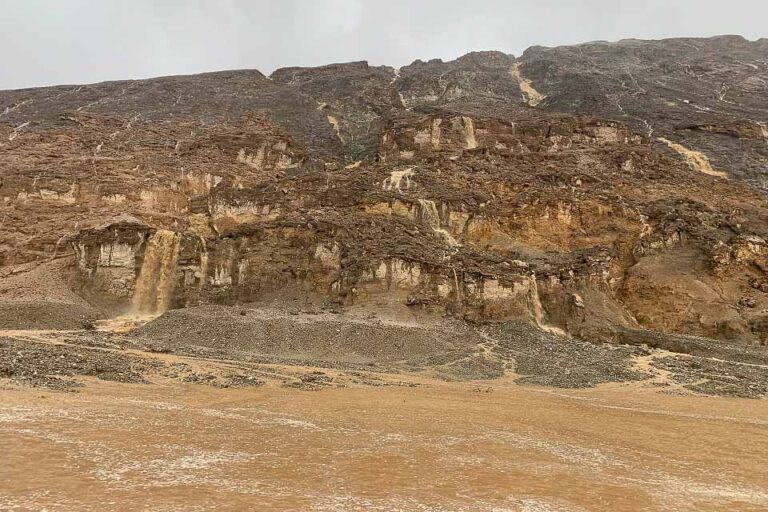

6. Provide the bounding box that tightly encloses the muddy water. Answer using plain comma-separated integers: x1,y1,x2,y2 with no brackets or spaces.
131,230,181,315
2,377,768,511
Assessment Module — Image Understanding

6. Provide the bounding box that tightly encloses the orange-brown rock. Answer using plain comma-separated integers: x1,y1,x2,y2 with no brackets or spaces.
1,36,767,344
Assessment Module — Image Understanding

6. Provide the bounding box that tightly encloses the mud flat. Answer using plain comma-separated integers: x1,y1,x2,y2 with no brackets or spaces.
2,311,768,511
2,371,768,511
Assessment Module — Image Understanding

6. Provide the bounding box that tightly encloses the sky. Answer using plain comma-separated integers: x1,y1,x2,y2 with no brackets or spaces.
0,0,766,90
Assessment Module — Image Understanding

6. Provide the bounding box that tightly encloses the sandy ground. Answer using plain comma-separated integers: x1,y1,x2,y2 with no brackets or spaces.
2,313,768,511
2,370,768,512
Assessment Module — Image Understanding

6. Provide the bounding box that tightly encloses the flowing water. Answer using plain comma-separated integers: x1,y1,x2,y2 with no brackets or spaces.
527,274,568,336
418,199,458,247
461,115,477,149
131,230,181,315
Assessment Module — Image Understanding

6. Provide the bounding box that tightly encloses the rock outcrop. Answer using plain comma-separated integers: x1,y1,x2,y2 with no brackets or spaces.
1,36,767,344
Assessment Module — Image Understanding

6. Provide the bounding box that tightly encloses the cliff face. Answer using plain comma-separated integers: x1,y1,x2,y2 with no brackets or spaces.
1,36,767,344
520,35,768,188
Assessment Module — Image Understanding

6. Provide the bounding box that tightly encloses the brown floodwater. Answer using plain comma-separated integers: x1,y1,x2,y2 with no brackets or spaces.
2,375,768,511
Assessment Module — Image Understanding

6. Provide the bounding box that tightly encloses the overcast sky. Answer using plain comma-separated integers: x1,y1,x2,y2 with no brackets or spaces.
1,0,766,90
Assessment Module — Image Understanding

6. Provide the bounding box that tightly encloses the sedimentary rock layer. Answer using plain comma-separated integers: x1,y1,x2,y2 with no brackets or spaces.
1,36,766,344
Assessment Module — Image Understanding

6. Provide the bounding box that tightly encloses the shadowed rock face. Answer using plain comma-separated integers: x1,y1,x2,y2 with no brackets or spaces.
1,36,767,345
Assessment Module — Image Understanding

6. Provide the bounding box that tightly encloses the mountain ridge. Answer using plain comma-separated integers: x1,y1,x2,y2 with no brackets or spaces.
3,34,767,93
0,34,766,347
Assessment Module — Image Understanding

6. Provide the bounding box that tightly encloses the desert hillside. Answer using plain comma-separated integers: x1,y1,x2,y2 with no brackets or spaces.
1,35,766,345
3,34,768,512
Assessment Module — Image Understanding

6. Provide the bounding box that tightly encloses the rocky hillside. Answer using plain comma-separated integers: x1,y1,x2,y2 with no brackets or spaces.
1,35,766,345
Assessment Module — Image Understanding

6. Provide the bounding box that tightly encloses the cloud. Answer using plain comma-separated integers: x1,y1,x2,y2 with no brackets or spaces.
0,0,765,89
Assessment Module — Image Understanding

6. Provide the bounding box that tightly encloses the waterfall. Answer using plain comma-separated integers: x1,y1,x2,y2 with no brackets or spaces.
526,273,567,336
131,230,182,315
527,273,545,327
418,199,440,228
462,116,477,149
418,199,458,247
197,236,209,292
